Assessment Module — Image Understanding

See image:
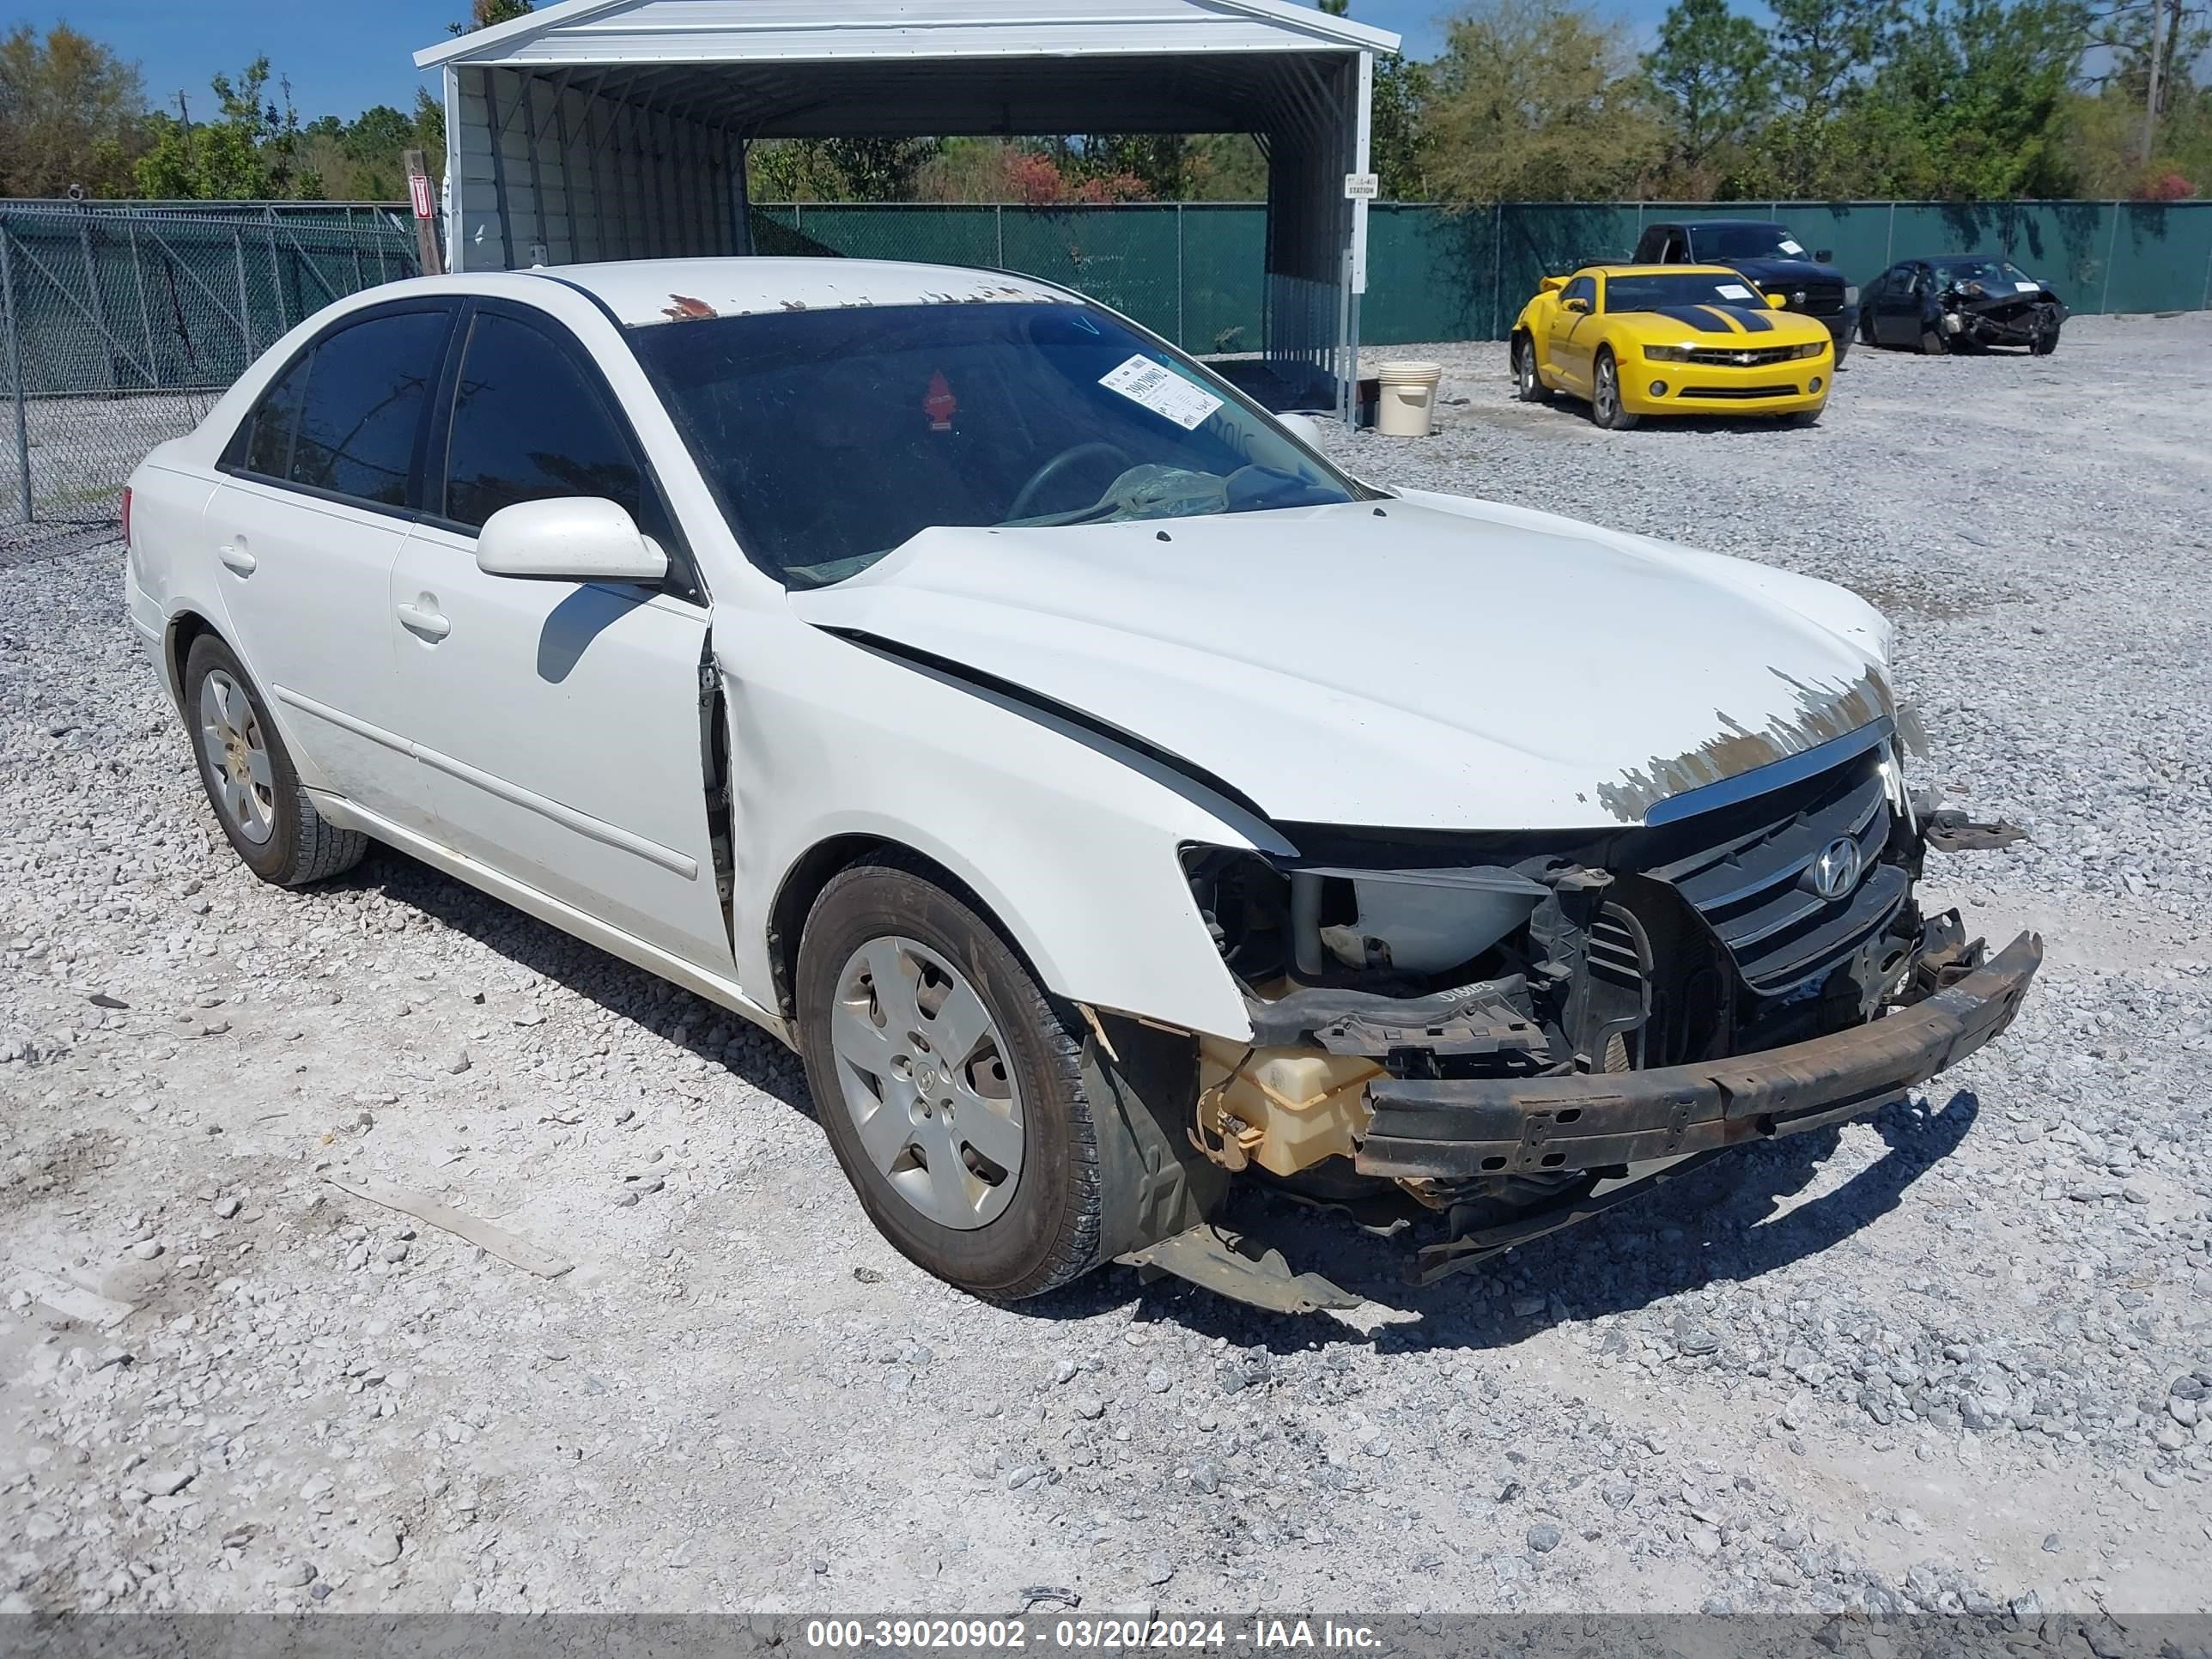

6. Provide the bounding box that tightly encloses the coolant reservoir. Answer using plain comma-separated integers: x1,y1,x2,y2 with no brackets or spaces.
1199,1036,1379,1177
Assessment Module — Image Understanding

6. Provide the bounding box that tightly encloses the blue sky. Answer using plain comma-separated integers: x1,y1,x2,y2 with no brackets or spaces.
11,0,1677,124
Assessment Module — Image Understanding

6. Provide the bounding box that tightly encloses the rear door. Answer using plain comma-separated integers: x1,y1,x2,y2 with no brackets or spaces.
385,301,732,972
207,301,457,831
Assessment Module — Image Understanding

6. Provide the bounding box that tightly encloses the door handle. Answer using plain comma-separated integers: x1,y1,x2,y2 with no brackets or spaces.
396,600,450,641
218,539,256,575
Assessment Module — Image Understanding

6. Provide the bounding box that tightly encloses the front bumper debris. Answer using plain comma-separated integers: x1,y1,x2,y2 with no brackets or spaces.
1357,929,2040,1184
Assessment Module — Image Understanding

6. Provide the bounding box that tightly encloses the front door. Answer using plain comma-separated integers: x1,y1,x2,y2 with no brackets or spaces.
205,301,456,834
1875,266,1926,345
386,302,733,974
1546,276,1600,396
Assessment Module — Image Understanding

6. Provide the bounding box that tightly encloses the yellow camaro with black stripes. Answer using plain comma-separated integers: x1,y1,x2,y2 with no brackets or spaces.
1510,264,1834,429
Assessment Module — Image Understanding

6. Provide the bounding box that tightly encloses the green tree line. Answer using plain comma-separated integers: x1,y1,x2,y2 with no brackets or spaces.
0,0,2203,205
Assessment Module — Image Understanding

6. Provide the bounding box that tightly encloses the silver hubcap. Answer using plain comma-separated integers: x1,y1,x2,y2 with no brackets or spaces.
1516,345,1532,392
198,670,275,845
1596,362,1618,419
829,937,1024,1231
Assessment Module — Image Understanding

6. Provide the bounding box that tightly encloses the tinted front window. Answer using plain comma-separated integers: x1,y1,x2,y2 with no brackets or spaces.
289,311,448,506
240,357,307,478
1562,276,1596,308
629,302,1357,588
443,312,647,532
1605,273,1767,313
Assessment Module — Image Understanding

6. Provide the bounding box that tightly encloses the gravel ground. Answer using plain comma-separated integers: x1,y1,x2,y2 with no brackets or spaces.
2,313,2209,1623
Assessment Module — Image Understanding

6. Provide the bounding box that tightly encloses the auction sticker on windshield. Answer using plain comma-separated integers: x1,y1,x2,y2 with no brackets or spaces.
1100,355,1223,430
1717,283,1756,300
1778,239,1806,254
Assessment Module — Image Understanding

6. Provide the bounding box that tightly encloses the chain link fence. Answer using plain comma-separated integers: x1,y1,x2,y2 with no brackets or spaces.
753,198,2212,351
0,201,419,538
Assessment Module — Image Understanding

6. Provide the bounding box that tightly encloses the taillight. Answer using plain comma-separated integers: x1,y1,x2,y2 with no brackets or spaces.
121,485,133,550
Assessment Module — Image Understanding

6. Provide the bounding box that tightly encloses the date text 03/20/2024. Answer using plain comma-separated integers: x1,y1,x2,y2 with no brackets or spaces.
803,1618,1383,1650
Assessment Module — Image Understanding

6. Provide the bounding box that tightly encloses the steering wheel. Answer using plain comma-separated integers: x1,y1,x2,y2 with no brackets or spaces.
1006,442,1132,522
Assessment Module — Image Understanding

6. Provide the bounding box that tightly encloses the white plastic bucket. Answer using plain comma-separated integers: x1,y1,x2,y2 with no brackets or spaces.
1374,361,1443,437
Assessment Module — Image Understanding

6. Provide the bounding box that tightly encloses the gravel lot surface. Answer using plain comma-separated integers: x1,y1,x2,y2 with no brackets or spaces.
2,313,2209,1622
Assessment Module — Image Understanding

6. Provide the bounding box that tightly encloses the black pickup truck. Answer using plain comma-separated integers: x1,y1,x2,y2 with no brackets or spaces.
1632,219,1861,365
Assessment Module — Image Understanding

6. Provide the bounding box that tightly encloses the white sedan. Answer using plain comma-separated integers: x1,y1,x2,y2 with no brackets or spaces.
125,258,2039,1308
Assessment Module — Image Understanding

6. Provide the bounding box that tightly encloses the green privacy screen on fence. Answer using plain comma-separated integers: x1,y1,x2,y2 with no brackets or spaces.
755,199,2212,350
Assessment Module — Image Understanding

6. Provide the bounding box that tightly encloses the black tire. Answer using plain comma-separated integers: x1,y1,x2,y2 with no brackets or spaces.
1782,409,1822,428
795,855,1121,1302
183,633,368,887
1832,334,1850,369
1919,325,1950,356
1589,348,1639,430
2032,323,2059,356
1857,310,1877,347
1511,334,1552,403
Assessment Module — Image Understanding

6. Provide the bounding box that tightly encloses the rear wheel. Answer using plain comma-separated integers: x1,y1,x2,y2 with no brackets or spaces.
795,856,1123,1302
183,634,367,887
1589,349,1639,430
1512,334,1552,403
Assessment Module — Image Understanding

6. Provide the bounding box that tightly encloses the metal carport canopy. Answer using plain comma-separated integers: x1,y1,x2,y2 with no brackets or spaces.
414,0,1400,412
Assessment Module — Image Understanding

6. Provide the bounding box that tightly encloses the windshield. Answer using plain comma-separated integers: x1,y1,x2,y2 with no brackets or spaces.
1607,272,1768,313
628,301,1358,588
1694,223,1808,259
1935,259,2033,289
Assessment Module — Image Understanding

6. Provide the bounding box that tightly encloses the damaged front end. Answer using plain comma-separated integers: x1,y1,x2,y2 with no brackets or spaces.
1936,277,2066,349
1148,720,2039,1301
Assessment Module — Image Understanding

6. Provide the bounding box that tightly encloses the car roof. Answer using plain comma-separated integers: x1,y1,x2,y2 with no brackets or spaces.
515,257,1078,328
1920,252,2007,264
1672,219,1786,230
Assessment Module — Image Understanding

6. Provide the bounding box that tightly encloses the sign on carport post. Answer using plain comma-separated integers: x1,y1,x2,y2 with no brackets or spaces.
405,149,445,277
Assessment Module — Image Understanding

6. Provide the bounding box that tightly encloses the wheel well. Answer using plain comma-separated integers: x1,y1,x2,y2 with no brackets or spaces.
767,836,1004,1024
166,610,216,703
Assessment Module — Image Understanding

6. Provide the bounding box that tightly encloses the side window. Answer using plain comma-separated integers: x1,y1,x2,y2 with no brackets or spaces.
1563,276,1596,311
288,310,450,507
1668,234,1690,261
237,356,308,478
442,311,665,540
1632,228,1660,263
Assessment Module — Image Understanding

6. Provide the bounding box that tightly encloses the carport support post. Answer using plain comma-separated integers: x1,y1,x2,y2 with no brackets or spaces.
1,222,31,523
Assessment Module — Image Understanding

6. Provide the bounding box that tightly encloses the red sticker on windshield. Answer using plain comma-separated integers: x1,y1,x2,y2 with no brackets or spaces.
923,371,957,431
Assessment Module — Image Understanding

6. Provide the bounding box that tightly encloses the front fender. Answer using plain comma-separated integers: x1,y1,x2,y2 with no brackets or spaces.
720,608,1284,1043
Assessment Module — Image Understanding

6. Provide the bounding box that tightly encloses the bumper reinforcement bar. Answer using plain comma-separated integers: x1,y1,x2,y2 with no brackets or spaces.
1357,930,2042,1182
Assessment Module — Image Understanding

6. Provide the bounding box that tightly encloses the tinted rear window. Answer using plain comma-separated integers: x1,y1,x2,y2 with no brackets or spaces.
287,310,449,507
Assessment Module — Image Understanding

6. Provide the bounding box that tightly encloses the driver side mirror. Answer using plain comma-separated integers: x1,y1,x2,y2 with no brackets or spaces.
477,496,669,584
1765,292,1788,311
1815,249,1833,264
1271,410,1324,447
1562,296,1590,313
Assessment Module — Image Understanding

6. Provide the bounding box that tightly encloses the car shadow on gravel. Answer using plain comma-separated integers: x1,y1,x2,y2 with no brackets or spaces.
1056,1089,1982,1353
334,848,817,1114
328,846,1979,1352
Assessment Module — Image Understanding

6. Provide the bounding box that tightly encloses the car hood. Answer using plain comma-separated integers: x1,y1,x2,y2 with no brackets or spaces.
1722,256,1846,288
786,494,1897,831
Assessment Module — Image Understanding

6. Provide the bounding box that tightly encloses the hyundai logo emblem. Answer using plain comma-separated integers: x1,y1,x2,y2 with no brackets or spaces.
1805,837,1863,901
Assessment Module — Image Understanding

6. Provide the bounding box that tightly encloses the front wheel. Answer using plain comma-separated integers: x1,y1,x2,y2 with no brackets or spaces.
795,856,1122,1302
1590,349,1639,430
1858,310,1878,347
2032,322,2060,356
1919,325,1951,356
1512,334,1552,403
1782,409,1822,428
183,633,367,886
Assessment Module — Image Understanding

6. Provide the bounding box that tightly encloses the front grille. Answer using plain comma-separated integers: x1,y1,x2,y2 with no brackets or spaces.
1681,345,1805,368
1789,282,1846,318
1638,746,1903,995
1679,384,1801,400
